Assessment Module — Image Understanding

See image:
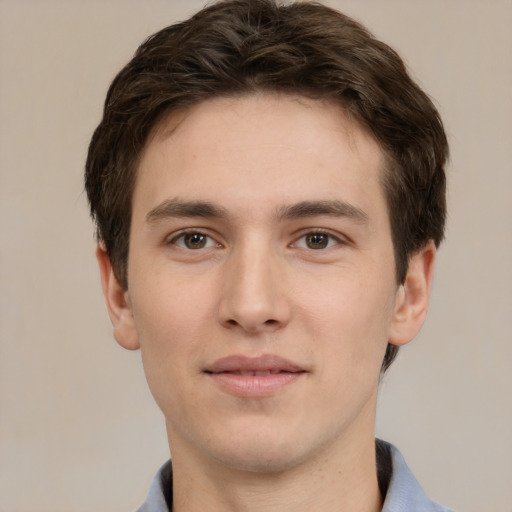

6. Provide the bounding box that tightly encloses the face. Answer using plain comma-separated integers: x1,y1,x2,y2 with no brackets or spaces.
99,93,433,474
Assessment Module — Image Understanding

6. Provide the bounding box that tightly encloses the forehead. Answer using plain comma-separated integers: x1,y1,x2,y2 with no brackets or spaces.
134,93,387,223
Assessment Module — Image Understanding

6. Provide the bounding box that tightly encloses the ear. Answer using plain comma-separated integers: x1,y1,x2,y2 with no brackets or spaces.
96,244,140,350
388,241,436,347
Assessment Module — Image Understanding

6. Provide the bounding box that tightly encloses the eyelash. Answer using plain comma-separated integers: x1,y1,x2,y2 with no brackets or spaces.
292,230,344,250
167,229,220,250
166,229,345,251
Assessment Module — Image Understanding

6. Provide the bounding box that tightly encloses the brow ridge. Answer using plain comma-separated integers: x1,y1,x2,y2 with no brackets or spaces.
145,198,368,225
276,200,368,223
146,198,228,223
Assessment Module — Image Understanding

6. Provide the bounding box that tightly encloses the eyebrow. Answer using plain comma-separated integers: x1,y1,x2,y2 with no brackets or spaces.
146,198,229,223
145,198,368,225
276,200,368,224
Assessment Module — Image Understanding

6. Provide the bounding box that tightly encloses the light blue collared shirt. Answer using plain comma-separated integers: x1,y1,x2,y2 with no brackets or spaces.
137,440,453,512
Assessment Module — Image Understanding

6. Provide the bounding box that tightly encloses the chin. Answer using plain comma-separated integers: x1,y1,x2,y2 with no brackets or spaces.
202,425,318,475
212,444,308,475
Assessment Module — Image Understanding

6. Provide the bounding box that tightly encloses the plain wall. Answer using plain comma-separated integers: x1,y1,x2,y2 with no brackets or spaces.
1,1,511,511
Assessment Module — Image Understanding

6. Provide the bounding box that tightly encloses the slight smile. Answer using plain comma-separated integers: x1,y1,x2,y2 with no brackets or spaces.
205,354,307,398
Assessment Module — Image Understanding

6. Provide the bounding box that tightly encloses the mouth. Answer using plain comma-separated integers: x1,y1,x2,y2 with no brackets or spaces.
204,354,307,397
218,369,288,376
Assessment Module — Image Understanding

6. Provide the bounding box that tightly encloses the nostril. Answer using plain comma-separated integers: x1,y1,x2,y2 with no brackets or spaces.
223,317,280,331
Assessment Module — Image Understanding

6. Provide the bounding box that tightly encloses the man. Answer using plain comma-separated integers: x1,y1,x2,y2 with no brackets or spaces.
85,1,451,510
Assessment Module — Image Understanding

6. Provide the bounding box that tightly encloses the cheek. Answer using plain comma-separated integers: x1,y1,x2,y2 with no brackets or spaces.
128,272,214,401
298,272,395,369
130,263,216,337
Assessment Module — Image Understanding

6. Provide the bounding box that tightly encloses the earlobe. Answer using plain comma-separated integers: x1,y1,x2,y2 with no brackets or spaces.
388,241,436,347
96,244,140,351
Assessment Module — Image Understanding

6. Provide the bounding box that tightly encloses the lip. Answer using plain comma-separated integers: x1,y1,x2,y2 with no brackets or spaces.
205,354,306,398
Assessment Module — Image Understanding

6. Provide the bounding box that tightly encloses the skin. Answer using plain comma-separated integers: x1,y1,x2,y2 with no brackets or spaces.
97,93,435,512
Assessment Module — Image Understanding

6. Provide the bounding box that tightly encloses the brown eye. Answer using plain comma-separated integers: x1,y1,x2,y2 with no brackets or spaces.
305,233,330,249
292,231,341,250
171,231,218,250
183,233,207,249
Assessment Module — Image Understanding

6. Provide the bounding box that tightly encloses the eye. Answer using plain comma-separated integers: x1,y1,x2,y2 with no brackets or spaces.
293,231,341,250
169,231,219,250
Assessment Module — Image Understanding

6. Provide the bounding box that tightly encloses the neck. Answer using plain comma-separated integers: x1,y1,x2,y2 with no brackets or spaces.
169,428,382,512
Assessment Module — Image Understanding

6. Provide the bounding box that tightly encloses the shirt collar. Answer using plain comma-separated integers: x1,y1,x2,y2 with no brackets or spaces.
137,440,452,512
378,440,452,512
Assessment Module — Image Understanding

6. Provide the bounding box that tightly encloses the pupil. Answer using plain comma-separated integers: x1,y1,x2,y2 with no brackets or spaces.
307,234,328,249
185,233,206,249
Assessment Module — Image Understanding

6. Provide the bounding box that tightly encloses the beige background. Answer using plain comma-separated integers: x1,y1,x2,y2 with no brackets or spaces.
1,1,511,511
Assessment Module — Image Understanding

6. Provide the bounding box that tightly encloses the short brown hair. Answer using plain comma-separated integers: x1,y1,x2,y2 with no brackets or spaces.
85,0,448,371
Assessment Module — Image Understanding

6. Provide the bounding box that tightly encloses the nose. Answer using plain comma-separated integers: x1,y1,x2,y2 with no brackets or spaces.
218,243,291,334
